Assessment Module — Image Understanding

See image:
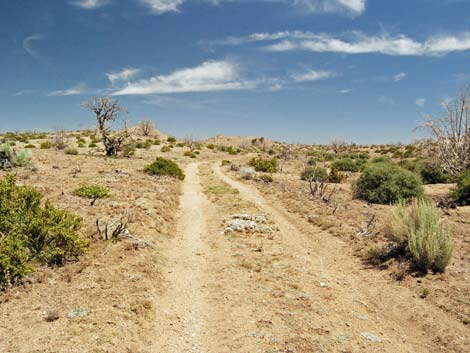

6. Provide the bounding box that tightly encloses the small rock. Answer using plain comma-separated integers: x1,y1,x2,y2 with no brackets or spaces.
361,332,382,343
67,308,90,319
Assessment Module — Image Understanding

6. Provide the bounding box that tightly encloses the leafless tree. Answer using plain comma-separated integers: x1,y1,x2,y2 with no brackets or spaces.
139,120,155,136
82,97,129,156
330,138,349,155
420,85,470,176
183,136,196,151
53,128,68,150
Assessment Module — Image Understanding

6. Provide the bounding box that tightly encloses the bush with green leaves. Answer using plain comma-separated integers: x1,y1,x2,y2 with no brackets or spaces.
354,162,424,204
257,174,273,183
248,157,279,173
332,158,366,172
64,147,78,155
74,185,110,200
0,143,32,167
144,157,185,180
418,161,452,184
345,152,369,160
371,155,393,164
161,145,171,152
300,166,328,181
40,141,54,149
167,136,177,143
452,170,470,206
0,175,86,287
328,167,346,183
387,199,453,273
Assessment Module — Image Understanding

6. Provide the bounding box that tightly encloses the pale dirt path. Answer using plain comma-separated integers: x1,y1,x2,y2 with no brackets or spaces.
214,163,469,353
154,163,210,353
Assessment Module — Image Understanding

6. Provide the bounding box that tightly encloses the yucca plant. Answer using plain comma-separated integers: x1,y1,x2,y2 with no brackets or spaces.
387,198,453,273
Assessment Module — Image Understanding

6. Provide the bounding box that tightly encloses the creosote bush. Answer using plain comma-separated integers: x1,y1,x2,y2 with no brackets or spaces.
144,157,185,180
0,175,86,287
354,162,423,204
74,185,110,199
64,147,78,155
332,158,366,172
452,170,470,206
40,141,54,149
248,157,279,173
301,166,328,182
387,199,453,273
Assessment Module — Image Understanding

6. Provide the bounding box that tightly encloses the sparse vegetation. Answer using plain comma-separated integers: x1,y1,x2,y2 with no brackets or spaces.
144,157,185,180
0,143,32,168
64,147,78,155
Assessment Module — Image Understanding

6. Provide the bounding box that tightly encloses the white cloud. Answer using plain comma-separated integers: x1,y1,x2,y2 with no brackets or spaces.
338,88,352,94
291,69,336,82
415,98,426,107
48,83,87,97
106,68,141,85
70,0,109,9
139,0,184,14
293,0,366,15
393,72,407,82
23,34,46,61
14,90,35,97
219,30,470,56
112,60,257,95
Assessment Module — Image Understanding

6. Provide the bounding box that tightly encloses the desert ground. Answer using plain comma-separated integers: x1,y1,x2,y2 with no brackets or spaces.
0,129,469,353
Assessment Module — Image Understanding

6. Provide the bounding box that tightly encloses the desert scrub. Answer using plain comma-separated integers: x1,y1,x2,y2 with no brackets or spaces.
161,145,171,152
167,136,177,143
257,174,273,183
40,141,54,149
144,157,185,180
0,143,32,167
332,158,367,172
387,199,453,273
74,184,110,199
452,170,470,206
0,175,86,287
248,157,278,173
64,147,78,155
300,166,328,181
354,162,423,204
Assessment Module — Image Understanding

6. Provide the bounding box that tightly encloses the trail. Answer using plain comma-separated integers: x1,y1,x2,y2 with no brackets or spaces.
213,163,469,353
154,163,209,353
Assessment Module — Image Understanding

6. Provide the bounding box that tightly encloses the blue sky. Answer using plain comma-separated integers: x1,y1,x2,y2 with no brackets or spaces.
1,0,470,143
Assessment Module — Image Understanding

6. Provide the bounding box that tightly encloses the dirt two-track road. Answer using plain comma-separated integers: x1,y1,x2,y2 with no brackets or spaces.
154,162,469,353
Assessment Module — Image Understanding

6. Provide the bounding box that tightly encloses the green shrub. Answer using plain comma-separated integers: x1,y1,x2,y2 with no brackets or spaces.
332,158,366,172
167,136,177,143
248,157,278,173
25,144,36,149
64,147,78,155
135,140,152,149
40,141,54,149
328,167,346,183
74,185,110,199
221,160,231,166
88,142,97,148
144,157,185,180
207,144,215,150
258,174,273,183
371,156,393,164
387,199,453,273
0,144,32,167
345,152,369,160
418,161,452,184
161,146,171,152
452,170,470,206
301,166,328,181
0,175,86,287
153,139,161,145
354,162,424,204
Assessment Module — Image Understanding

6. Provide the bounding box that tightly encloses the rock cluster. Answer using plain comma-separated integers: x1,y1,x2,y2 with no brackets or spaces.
224,214,274,234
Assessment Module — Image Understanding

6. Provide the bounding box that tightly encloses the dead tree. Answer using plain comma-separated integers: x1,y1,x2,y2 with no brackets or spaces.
330,138,349,155
139,120,155,136
420,85,470,177
82,97,128,156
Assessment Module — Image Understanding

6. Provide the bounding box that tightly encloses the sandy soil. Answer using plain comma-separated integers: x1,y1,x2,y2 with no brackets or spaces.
1,144,469,352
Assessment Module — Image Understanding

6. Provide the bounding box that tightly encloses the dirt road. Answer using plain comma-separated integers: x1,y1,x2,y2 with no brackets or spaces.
155,162,469,352
154,163,210,352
